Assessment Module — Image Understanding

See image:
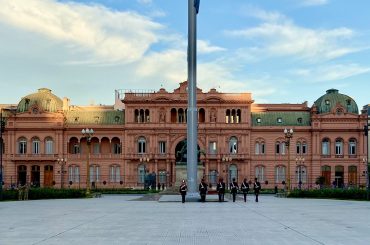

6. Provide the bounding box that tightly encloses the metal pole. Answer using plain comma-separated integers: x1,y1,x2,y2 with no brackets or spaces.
366,122,369,200
187,0,198,197
86,140,91,195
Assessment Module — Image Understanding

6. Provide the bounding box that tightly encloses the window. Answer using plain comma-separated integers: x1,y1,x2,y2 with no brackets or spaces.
325,99,330,105
158,170,167,184
255,166,265,182
277,118,282,123
68,165,80,183
296,166,307,184
138,137,146,154
275,166,286,183
322,139,330,155
229,165,238,183
90,165,100,183
93,143,100,154
32,138,40,154
73,144,80,154
113,143,121,154
110,165,120,183
18,138,27,154
178,109,185,123
349,139,356,155
281,143,286,155
255,141,265,155
229,137,238,154
256,118,261,123
297,118,303,124
159,141,166,154
275,141,285,155
45,138,53,154
302,143,307,154
138,164,145,184
209,141,217,154
335,139,343,155
275,142,280,154
296,142,301,154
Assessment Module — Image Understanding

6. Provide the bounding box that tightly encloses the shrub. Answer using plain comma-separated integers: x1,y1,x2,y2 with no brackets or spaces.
1,188,86,201
288,188,367,200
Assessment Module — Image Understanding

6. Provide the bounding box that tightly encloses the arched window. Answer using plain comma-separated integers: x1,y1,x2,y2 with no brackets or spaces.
335,138,343,156
231,109,236,123
32,137,40,154
296,165,307,184
18,137,27,154
110,165,120,183
134,109,139,123
90,165,100,183
322,138,330,155
199,108,205,123
255,140,265,155
229,164,238,183
139,109,145,123
138,164,145,184
275,166,286,184
45,137,53,154
349,138,356,156
68,165,80,183
296,142,301,155
145,109,150,122
69,137,80,154
171,108,177,123
275,141,285,155
225,109,231,123
236,109,241,123
229,137,238,154
112,137,121,154
302,142,307,155
255,165,265,182
138,137,146,154
178,109,185,123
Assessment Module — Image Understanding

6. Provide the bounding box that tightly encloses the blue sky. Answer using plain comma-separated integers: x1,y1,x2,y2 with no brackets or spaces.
0,0,369,109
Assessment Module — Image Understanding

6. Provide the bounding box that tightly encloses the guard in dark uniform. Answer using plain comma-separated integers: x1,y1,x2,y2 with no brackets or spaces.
216,177,226,202
241,178,250,202
179,179,187,203
230,178,239,202
199,178,208,202
253,178,261,202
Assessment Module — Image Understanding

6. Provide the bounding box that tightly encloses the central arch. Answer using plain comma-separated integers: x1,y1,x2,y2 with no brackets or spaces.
175,139,201,165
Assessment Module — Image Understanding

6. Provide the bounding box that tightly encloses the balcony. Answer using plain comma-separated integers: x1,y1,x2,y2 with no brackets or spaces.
11,153,59,161
67,153,123,159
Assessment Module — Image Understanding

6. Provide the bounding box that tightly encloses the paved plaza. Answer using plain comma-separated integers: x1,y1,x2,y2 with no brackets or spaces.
0,195,369,245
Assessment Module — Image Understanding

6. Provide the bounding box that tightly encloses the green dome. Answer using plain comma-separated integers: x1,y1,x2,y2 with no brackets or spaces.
17,88,63,113
313,89,358,114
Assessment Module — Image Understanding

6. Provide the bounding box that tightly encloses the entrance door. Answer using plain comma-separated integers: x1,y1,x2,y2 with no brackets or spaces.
348,166,357,187
18,165,27,186
335,166,344,188
44,165,54,187
321,165,331,186
31,165,40,187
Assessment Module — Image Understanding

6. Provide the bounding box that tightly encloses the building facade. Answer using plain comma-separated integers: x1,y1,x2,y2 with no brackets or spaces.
0,82,367,190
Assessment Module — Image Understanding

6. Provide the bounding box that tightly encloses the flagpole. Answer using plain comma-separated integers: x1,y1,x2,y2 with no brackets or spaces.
187,0,198,199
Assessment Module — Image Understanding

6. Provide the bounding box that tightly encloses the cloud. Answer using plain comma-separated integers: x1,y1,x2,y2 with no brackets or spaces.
137,0,152,5
198,40,226,54
0,0,163,64
301,0,329,6
291,64,370,82
226,9,359,62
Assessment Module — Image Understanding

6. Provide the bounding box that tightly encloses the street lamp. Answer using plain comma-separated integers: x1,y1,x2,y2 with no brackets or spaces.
284,128,294,194
222,156,232,187
57,157,67,188
81,128,94,195
140,156,150,189
364,123,369,200
363,157,369,199
295,157,305,189
0,109,5,200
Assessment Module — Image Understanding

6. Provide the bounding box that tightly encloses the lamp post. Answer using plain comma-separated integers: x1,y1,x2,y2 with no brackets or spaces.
363,157,369,200
0,109,5,200
222,156,232,187
284,128,294,194
365,123,369,200
295,157,305,190
57,157,67,189
81,128,94,195
140,156,150,189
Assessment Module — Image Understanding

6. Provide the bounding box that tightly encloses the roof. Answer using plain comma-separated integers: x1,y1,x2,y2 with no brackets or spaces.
65,110,124,125
252,112,311,126
313,89,358,114
17,88,63,113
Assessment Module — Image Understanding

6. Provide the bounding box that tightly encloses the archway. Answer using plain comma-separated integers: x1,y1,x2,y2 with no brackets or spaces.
31,165,40,187
44,165,54,187
175,139,201,165
18,165,27,186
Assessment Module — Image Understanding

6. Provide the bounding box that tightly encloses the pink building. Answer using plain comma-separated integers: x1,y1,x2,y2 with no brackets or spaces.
0,82,367,189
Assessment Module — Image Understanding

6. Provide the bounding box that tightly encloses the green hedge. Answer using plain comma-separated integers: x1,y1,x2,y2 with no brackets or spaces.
94,188,160,194
1,188,87,201
288,188,368,200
